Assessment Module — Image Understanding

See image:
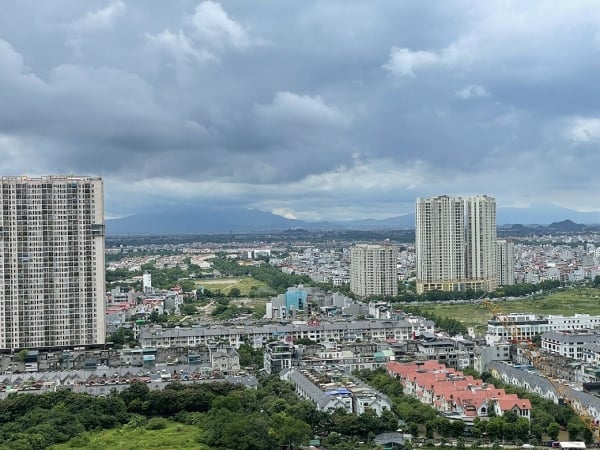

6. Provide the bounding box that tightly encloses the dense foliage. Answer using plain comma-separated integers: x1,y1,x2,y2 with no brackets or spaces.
0,375,400,450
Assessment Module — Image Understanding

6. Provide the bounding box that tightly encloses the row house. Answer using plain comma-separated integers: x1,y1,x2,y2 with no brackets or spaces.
488,361,600,424
541,331,600,360
139,319,434,349
487,313,600,345
387,360,531,421
488,361,560,404
582,343,600,365
280,368,391,416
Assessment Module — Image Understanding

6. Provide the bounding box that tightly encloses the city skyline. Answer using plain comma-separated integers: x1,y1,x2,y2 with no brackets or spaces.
1,2,599,221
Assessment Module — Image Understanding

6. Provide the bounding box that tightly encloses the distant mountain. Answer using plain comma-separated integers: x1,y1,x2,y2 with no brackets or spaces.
106,207,416,234
106,203,600,235
106,207,305,234
547,219,588,232
497,204,600,226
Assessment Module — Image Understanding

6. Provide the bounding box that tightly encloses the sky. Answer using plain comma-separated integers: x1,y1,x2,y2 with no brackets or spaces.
1,1,600,221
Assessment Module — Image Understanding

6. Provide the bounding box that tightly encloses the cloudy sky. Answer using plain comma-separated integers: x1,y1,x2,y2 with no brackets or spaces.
1,1,600,220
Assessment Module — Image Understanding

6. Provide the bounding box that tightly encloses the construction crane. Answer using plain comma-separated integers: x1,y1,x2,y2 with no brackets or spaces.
482,299,598,440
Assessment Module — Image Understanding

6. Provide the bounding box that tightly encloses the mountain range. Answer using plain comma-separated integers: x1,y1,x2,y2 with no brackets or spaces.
105,203,600,235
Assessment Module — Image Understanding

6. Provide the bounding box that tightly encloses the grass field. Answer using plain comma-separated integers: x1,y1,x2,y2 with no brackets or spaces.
51,420,207,450
195,276,274,297
401,287,600,331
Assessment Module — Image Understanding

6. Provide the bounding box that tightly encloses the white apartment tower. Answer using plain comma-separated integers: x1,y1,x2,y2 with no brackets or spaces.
416,195,498,294
415,196,466,293
0,176,105,350
350,242,398,298
496,239,515,286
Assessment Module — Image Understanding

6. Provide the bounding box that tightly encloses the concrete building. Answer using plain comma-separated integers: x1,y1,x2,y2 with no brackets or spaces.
487,313,600,344
0,175,105,349
266,285,309,319
541,330,600,360
415,196,465,293
280,367,392,416
496,239,516,286
466,196,497,291
140,319,435,349
416,195,499,293
350,242,398,298
264,342,294,375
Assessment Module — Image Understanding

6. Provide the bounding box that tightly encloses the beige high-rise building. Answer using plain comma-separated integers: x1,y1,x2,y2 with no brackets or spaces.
0,176,105,350
415,196,466,293
416,195,498,294
466,195,498,291
496,239,515,286
350,242,398,298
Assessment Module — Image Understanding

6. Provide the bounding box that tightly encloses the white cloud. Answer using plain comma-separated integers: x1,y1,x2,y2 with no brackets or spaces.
0,39,47,90
383,47,439,77
272,208,297,219
564,117,600,143
190,1,251,49
68,1,126,32
457,84,490,99
145,29,215,64
255,91,350,128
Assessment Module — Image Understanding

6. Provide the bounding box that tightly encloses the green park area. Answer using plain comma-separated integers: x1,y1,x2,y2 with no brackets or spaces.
400,287,600,332
50,420,206,450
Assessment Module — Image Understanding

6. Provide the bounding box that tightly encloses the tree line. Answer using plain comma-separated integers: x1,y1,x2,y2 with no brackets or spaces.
0,375,399,450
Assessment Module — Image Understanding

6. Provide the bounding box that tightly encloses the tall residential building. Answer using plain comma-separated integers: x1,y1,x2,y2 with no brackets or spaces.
466,195,497,291
496,239,515,286
0,176,105,350
416,195,498,294
415,196,466,292
350,242,398,298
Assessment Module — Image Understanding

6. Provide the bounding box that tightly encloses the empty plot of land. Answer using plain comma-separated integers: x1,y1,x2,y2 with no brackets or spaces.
399,287,600,330
194,277,274,297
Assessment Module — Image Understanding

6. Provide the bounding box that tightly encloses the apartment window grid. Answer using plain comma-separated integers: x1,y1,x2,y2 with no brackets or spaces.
0,176,104,349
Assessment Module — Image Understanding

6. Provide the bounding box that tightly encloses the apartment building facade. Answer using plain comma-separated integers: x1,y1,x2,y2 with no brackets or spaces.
416,195,502,293
350,242,398,298
0,175,105,349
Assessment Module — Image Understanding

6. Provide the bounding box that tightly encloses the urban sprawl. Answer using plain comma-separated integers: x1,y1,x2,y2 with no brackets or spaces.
3,178,600,448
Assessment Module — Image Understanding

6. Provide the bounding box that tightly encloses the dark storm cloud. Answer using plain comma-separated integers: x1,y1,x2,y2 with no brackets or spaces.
0,0,600,218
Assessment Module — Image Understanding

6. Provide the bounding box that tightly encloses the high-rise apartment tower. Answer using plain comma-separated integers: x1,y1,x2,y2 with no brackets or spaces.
416,195,499,294
415,196,466,290
350,242,398,298
466,195,497,289
0,176,105,350
496,239,515,286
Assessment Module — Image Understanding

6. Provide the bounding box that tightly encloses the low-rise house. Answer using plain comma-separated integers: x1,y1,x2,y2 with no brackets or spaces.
541,330,600,360
280,367,391,416
387,360,532,421
210,346,240,375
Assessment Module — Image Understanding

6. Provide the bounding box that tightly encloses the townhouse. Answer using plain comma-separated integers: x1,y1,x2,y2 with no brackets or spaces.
139,319,434,349
280,367,392,416
488,361,600,424
386,360,531,421
541,331,600,360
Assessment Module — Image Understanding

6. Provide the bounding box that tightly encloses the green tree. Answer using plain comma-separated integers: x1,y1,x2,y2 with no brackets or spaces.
268,413,311,448
13,349,29,362
107,328,138,349
547,422,561,441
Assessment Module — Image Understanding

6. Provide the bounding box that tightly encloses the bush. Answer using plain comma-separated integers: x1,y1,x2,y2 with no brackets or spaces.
146,418,168,430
